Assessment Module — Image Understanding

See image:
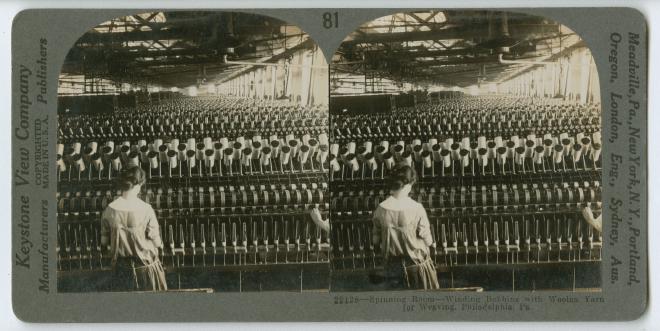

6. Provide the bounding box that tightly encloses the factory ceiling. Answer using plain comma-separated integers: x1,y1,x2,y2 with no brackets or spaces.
332,10,583,89
61,11,314,89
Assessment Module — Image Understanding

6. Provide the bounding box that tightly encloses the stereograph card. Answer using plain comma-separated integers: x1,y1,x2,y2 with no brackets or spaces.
10,7,647,322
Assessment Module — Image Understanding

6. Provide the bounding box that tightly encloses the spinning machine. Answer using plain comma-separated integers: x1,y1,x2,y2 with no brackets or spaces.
329,97,602,291
57,96,331,292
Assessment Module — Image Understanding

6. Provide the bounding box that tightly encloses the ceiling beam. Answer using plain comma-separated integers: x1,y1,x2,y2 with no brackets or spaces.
498,39,586,82
217,38,316,83
342,23,559,45
364,47,487,59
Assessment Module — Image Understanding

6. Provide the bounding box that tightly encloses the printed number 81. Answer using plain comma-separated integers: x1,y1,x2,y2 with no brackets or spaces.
323,12,338,29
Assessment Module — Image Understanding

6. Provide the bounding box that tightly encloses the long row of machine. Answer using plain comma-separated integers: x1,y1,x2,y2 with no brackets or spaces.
328,96,602,290
57,97,330,291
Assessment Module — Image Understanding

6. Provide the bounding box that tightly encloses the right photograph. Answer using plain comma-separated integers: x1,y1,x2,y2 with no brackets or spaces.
329,10,602,292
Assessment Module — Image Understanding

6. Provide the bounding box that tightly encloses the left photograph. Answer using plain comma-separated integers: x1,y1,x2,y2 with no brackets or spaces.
56,11,330,292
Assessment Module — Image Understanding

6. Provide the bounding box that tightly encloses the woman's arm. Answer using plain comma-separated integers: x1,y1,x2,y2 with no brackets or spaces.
417,205,434,247
146,207,164,248
100,209,110,247
372,209,382,248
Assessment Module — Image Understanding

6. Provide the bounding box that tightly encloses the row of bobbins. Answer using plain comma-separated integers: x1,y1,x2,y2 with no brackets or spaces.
328,131,602,179
57,133,331,180
57,182,329,220
330,181,601,213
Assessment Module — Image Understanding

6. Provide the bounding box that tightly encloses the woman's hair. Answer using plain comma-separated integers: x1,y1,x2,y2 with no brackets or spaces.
387,163,417,192
117,165,146,191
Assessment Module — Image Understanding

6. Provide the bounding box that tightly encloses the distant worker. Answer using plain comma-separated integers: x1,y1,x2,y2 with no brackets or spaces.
581,205,602,233
309,206,330,233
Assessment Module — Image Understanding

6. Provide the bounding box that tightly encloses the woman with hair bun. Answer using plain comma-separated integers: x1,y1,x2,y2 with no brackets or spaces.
372,163,439,290
100,165,167,291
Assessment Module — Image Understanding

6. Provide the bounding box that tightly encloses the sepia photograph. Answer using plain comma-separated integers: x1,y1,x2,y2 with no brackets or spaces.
56,11,330,293
7,3,652,323
328,10,602,292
